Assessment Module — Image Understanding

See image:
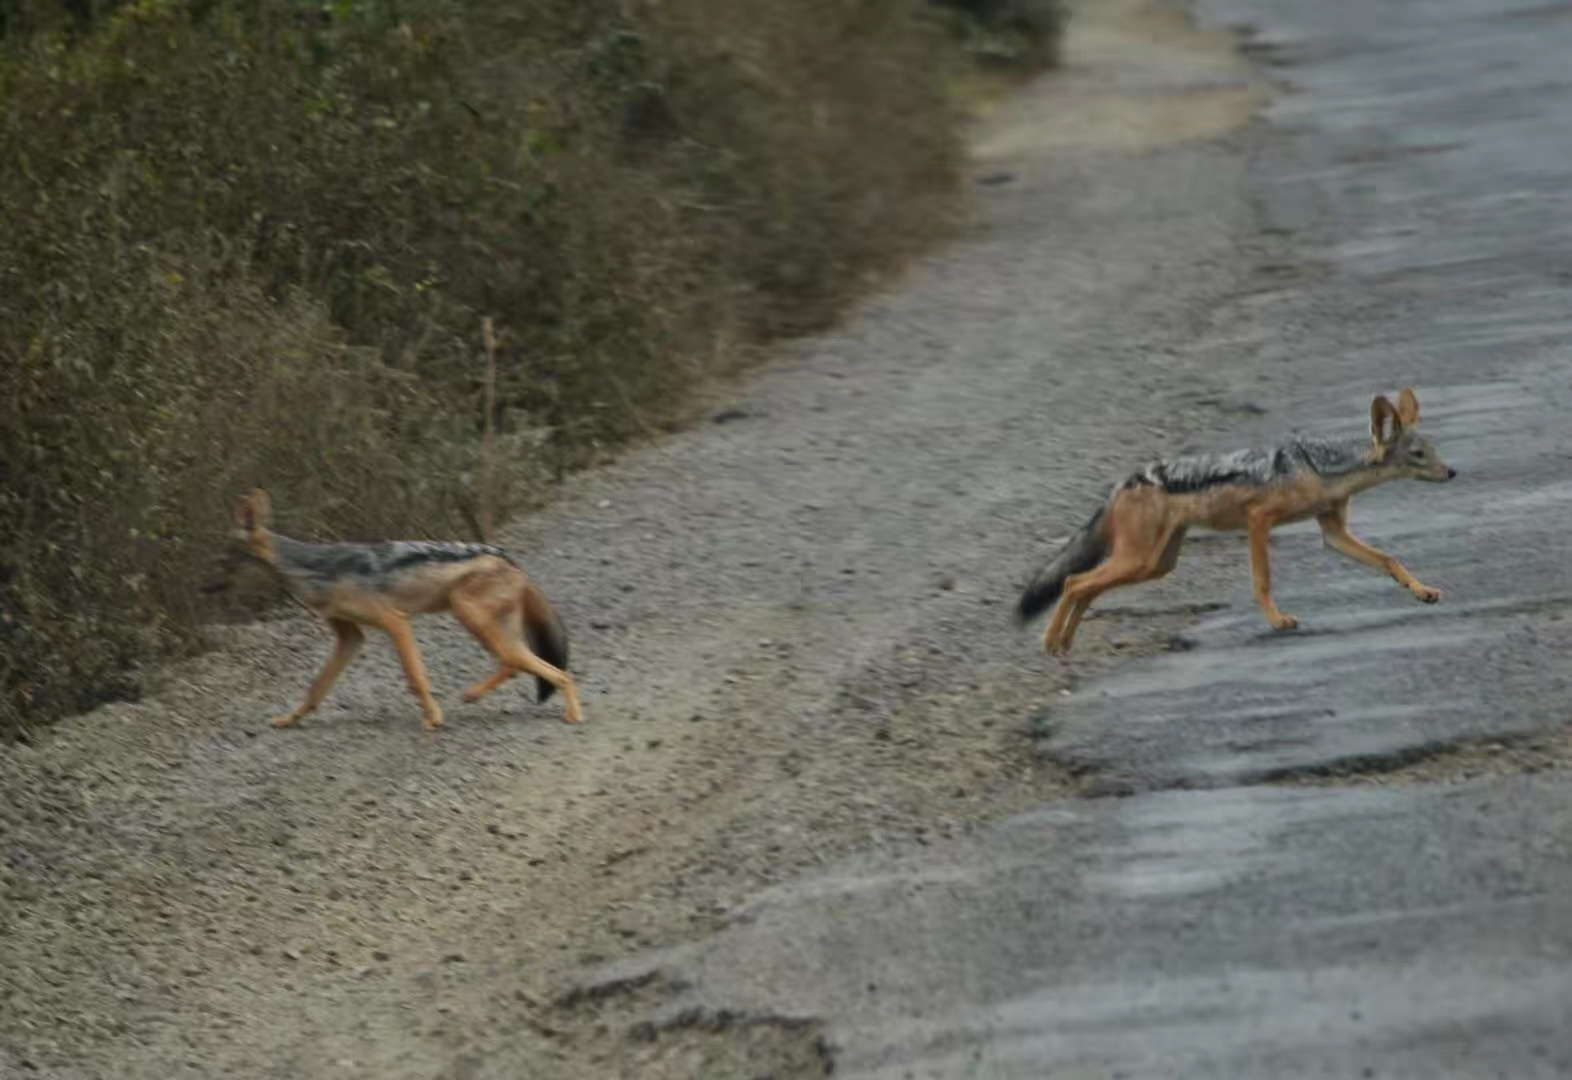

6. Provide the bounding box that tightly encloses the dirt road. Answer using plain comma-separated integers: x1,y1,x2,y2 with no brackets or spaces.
2,3,1281,1076
538,0,1572,1077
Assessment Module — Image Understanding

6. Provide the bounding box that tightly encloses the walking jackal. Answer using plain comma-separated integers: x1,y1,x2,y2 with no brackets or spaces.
1016,389,1456,655
226,488,582,731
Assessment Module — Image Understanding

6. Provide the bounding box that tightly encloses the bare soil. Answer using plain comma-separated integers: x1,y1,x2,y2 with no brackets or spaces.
0,3,1285,1077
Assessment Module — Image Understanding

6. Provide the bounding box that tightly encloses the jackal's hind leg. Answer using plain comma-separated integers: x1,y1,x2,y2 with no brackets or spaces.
1045,554,1147,655
462,664,519,703
1059,525,1187,651
461,604,524,702
451,592,583,724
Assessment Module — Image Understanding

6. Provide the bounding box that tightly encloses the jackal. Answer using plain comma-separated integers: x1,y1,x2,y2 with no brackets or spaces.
1016,388,1456,654
226,488,582,730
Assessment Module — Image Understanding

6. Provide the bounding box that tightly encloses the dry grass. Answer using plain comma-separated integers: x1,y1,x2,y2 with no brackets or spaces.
0,0,1060,737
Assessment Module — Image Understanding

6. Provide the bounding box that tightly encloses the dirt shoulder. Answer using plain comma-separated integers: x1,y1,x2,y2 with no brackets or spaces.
0,3,1276,1077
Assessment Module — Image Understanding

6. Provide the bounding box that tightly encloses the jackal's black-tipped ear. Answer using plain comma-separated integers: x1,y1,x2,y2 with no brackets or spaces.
1370,395,1398,446
1394,387,1420,428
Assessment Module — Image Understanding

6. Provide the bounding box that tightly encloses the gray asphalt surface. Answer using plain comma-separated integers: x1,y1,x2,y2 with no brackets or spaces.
621,779,1572,1078
576,0,1572,1075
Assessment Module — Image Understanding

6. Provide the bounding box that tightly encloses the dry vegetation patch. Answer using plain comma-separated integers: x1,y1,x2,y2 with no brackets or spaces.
0,0,1061,735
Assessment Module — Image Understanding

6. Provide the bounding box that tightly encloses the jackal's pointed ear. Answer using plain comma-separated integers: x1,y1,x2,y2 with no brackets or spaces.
234,488,272,532
248,488,273,529
1394,387,1420,428
1370,395,1398,446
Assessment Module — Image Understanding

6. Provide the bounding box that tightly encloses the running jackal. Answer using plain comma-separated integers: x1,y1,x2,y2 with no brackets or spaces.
1016,389,1456,654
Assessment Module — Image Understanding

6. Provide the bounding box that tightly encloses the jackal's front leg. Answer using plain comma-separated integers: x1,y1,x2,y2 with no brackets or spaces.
378,614,445,731
273,619,364,728
1316,503,1442,603
1247,511,1298,631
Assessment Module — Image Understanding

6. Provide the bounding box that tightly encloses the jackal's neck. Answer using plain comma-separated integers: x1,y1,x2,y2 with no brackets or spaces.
267,532,324,578
1298,436,1400,497
1342,461,1403,496
257,530,322,595
1293,435,1376,478
244,526,279,568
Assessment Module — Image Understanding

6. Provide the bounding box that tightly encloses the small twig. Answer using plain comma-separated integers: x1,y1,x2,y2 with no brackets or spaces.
604,370,660,440
456,498,485,547
480,316,498,544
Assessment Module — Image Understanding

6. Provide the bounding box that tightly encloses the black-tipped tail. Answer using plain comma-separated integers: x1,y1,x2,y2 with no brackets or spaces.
1015,505,1109,624
522,582,569,703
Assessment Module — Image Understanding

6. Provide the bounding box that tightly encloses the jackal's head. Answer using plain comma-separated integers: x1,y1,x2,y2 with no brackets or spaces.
230,487,275,550
203,488,278,593
1371,388,1455,483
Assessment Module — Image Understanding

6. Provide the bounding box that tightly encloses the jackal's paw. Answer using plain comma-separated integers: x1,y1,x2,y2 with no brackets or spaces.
460,685,486,704
422,709,445,732
270,712,300,729
1268,613,1299,632
562,703,583,724
1413,585,1442,604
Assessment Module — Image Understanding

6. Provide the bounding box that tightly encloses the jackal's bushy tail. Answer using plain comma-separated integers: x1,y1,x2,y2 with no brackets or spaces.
1015,504,1110,624
522,582,569,703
